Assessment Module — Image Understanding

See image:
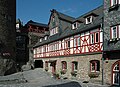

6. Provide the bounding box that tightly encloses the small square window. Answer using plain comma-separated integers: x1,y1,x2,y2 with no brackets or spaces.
86,16,93,24
72,22,77,29
90,60,100,72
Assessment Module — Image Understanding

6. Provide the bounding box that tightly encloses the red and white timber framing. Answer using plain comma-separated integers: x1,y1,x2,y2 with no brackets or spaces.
28,25,46,33
33,28,103,58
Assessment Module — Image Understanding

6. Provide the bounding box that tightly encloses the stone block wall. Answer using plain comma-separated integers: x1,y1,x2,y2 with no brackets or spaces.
42,53,103,84
104,0,120,51
0,0,16,75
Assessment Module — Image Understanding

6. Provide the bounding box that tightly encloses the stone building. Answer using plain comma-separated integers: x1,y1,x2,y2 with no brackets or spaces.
16,19,29,69
24,20,49,69
103,0,120,86
33,6,104,84
0,0,16,75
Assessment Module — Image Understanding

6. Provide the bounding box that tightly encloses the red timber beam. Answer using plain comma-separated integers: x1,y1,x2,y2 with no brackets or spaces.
28,25,46,33
33,29,103,59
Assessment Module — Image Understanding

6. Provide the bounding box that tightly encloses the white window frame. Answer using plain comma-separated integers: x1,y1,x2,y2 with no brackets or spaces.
50,27,58,36
86,16,93,24
110,0,119,6
44,36,48,40
16,23,19,29
72,62,78,71
91,33,94,44
95,32,99,43
72,22,78,29
111,26,118,39
90,60,100,72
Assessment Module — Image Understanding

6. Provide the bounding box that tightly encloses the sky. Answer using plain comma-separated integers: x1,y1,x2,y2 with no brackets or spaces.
16,0,103,25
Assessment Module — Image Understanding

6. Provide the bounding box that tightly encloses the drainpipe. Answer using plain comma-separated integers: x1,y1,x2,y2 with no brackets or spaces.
101,17,104,85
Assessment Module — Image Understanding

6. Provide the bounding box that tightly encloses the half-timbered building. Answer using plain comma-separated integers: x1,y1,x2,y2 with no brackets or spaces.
33,6,103,83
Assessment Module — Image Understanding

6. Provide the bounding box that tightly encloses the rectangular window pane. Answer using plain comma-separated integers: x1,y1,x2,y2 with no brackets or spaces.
78,37,80,46
95,33,99,43
91,34,94,44
74,38,76,47
112,26,117,38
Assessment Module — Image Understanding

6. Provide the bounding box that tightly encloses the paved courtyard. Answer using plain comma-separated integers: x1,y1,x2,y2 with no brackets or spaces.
0,68,110,87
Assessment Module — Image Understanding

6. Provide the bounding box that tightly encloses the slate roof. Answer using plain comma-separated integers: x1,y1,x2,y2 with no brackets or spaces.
57,11,75,23
26,20,48,28
76,6,103,22
33,5,103,48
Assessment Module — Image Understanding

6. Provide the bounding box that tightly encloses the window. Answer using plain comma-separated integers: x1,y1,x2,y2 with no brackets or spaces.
50,27,58,36
43,46,46,53
86,16,93,24
95,33,99,43
91,34,94,44
33,48,37,54
72,22,78,29
110,25,120,39
65,40,70,48
72,61,78,71
110,0,119,6
16,36,22,41
112,61,120,85
90,60,100,72
52,17,55,26
91,32,99,44
39,38,42,42
16,23,19,29
61,61,67,70
44,36,48,40
74,35,81,47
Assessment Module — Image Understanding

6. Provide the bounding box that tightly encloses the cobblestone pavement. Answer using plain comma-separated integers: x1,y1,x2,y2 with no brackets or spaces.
0,68,110,87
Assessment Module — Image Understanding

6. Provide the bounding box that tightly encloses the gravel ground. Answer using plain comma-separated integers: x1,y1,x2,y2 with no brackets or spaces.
0,68,110,87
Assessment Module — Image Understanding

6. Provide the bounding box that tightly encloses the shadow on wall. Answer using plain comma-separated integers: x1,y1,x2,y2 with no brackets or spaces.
43,81,82,87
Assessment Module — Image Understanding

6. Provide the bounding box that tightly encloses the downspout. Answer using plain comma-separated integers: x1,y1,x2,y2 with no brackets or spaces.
101,16,104,85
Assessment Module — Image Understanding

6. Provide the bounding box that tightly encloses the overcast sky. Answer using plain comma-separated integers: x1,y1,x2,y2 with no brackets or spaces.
16,0,103,25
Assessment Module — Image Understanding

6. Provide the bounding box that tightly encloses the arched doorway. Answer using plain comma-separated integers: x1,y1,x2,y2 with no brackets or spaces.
34,60,43,68
112,60,120,86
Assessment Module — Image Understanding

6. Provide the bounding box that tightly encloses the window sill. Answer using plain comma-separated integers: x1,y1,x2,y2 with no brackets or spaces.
71,71,77,76
109,4,119,12
88,71,100,78
109,38,119,43
60,69,67,74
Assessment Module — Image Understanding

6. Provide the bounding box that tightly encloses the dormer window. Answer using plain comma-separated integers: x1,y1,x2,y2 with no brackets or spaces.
72,22,78,29
39,38,42,42
44,36,48,40
110,0,119,7
16,23,19,29
86,16,93,24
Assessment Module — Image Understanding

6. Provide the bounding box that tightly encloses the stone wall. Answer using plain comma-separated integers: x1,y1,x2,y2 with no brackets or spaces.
104,0,120,51
42,53,103,84
0,0,16,75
